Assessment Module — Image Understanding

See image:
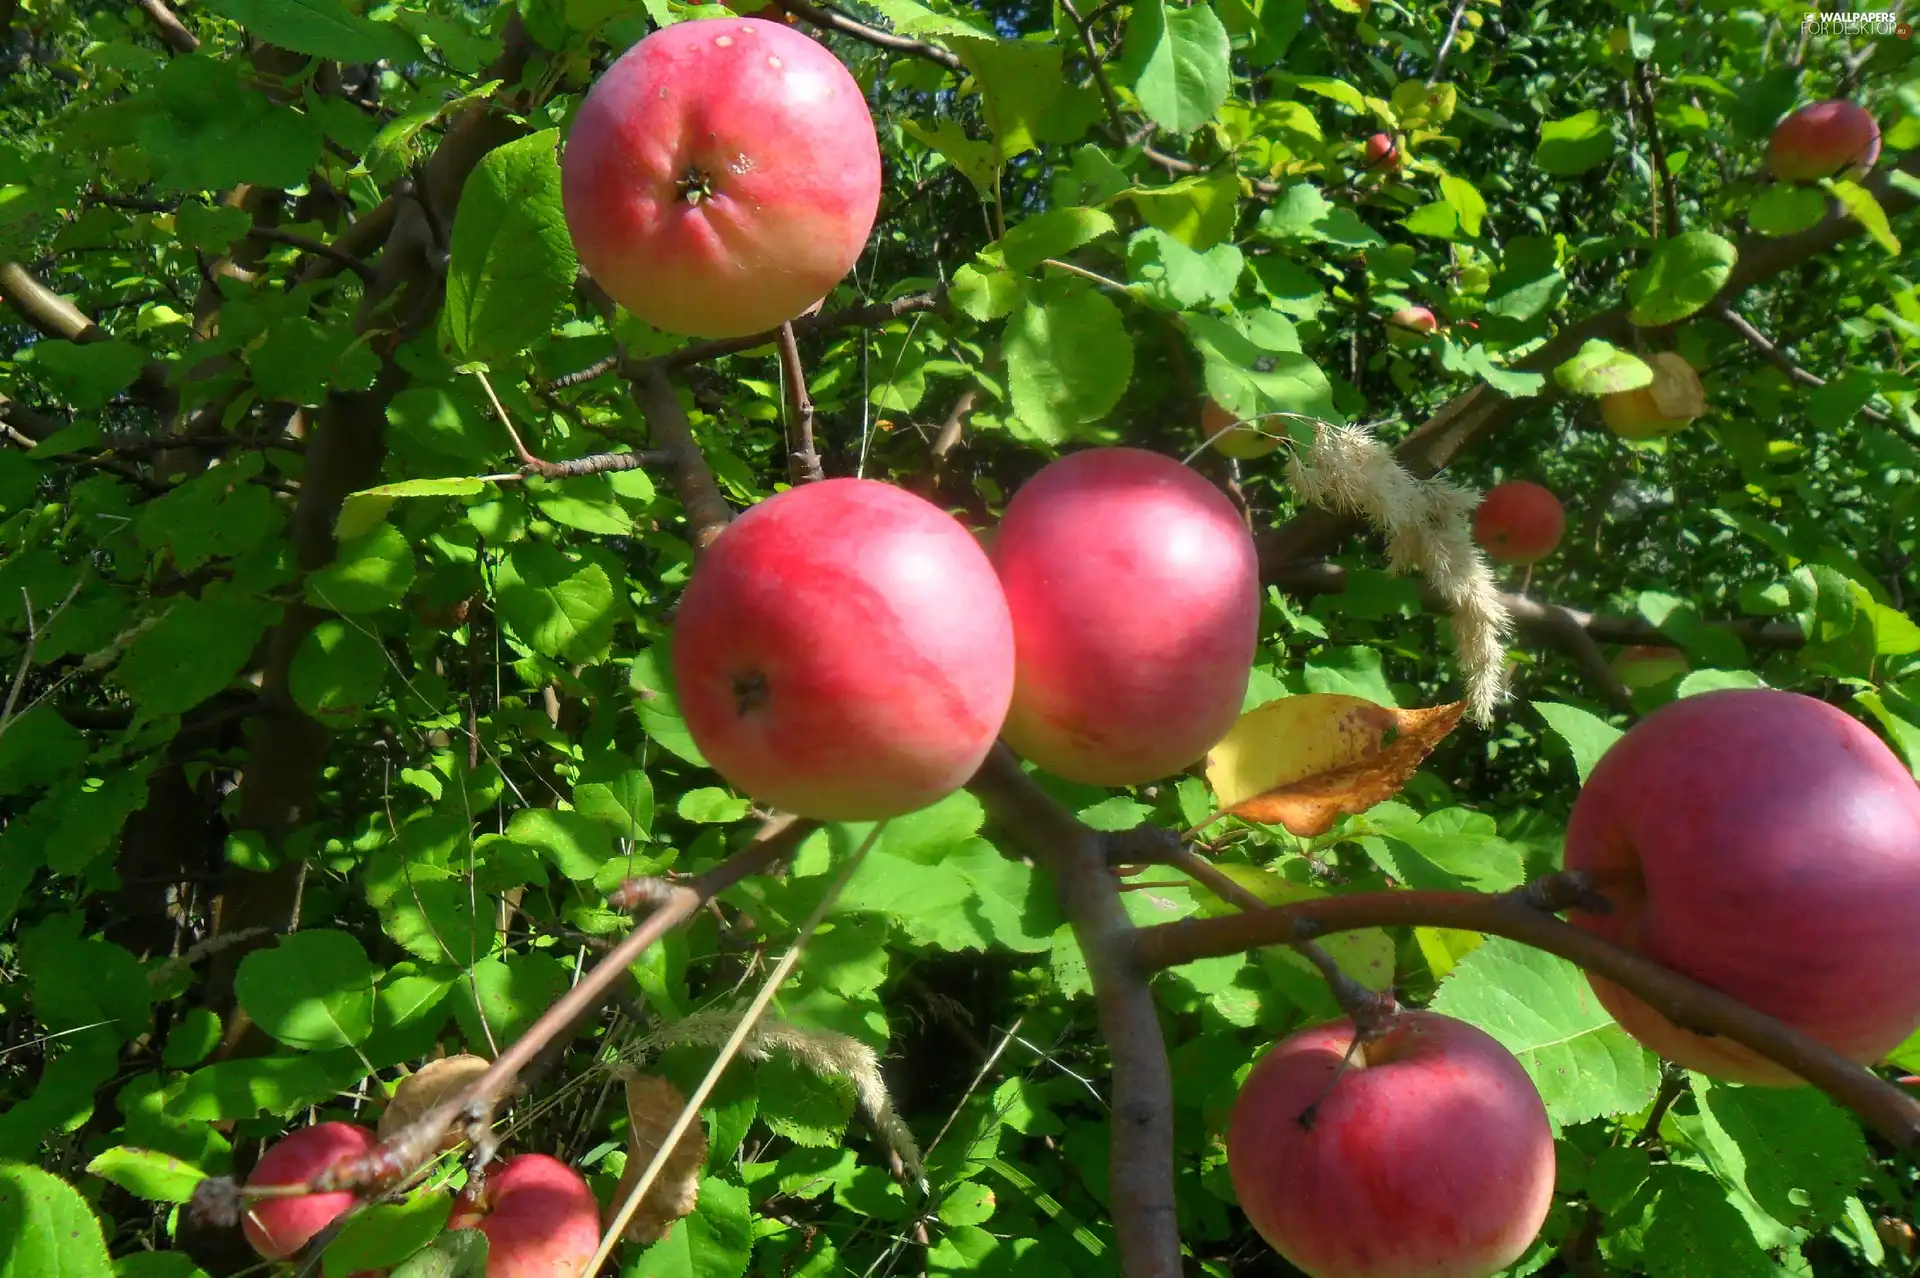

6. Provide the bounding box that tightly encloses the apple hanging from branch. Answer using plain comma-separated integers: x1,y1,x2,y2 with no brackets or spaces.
242,1122,378,1261
1472,480,1565,565
1767,101,1882,182
1200,398,1284,460
1384,306,1438,348
1598,351,1705,439
1227,1011,1556,1278
448,1154,601,1278
561,16,882,338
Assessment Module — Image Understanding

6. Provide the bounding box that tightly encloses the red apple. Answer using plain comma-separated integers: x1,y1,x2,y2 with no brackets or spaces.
1767,100,1881,182
1385,306,1437,348
1565,688,1920,1083
448,1154,601,1278
1227,1011,1556,1278
1611,644,1688,690
1360,131,1401,171
991,448,1259,785
1201,398,1281,460
1472,480,1564,565
242,1122,377,1261
1599,352,1705,439
672,478,1015,821
561,17,882,339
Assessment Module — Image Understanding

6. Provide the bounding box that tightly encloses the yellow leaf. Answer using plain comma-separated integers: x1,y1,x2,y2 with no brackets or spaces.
615,1071,708,1246
1202,697,1469,836
1414,926,1486,981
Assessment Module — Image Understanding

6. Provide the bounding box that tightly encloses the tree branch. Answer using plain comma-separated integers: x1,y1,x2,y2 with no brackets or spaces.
1629,63,1682,240
766,0,963,70
246,226,377,283
775,321,825,484
1130,891,1920,1151
1713,302,1894,425
966,747,1182,1278
134,0,199,53
632,365,734,552
632,290,946,376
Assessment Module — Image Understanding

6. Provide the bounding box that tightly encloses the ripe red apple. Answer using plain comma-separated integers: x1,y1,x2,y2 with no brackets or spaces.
1611,644,1688,690
1385,306,1437,348
242,1122,377,1260
561,17,882,339
673,478,1015,821
1767,100,1881,182
1360,131,1401,171
448,1154,600,1278
1472,480,1565,565
991,448,1259,786
1599,351,1705,439
1201,398,1281,460
1565,688,1920,1083
1227,1011,1556,1278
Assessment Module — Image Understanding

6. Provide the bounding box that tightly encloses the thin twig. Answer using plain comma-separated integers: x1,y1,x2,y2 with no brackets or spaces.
246,227,378,283
929,387,977,463
1630,63,1682,240
589,822,883,1270
1428,0,1470,84
775,322,825,484
767,0,963,70
1714,303,1894,425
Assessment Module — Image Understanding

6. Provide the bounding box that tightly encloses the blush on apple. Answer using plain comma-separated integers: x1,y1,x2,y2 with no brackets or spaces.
1565,688,1920,1083
242,1122,378,1261
1767,100,1881,182
1472,480,1565,565
1227,1011,1556,1278
561,17,882,339
991,447,1259,786
672,478,1015,821
1385,306,1438,348
448,1154,601,1278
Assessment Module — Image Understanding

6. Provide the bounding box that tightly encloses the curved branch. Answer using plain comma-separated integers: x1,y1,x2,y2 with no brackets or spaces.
1130,891,1920,1150
632,365,734,551
767,0,963,70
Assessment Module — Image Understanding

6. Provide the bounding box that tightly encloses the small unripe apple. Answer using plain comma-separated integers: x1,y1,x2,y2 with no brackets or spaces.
1611,644,1688,690
448,1154,600,1278
242,1122,378,1261
1472,480,1565,565
1565,688,1920,1083
1201,398,1282,460
992,447,1259,786
1228,1011,1556,1278
1360,132,1401,171
1606,27,1631,54
1385,306,1438,348
1598,352,1705,439
1767,100,1881,182
561,17,882,338
673,478,1015,821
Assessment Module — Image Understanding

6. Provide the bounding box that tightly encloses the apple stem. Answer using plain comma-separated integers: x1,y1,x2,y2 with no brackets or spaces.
775,321,825,485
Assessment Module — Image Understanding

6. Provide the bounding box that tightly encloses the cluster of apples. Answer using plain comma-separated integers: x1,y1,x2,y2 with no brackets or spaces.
240,1123,601,1276
1226,688,1920,1278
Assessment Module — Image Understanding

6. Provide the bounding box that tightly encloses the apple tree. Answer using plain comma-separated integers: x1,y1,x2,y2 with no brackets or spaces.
2,1,1919,1276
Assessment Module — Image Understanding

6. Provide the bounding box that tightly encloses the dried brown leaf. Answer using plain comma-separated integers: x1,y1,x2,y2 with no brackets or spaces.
377,1054,492,1149
613,1071,709,1245
1228,701,1469,835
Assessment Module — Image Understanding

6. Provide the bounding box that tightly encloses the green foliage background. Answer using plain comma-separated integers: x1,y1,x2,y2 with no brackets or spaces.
0,0,1917,1274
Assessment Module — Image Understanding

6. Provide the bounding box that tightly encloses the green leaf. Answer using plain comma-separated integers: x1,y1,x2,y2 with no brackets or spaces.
115,594,276,717
249,317,379,405
1126,228,1243,308
306,523,416,616
1553,340,1653,397
30,340,146,410
164,1054,367,1123
442,130,579,361
1005,276,1133,444
233,930,377,1051
322,1191,452,1278
900,120,999,198
114,1256,209,1278
452,953,569,1054
1001,207,1116,275
1430,938,1661,1126
1746,184,1827,237
759,1057,856,1147
388,1229,489,1278
949,36,1064,160
627,1176,753,1277
1627,231,1738,327
951,261,1024,321
507,808,614,880
377,866,496,967
1678,1075,1868,1235
1828,178,1901,255
1607,1166,1779,1278
494,541,616,663
1121,0,1231,135
289,619,388,719
676,787,750,824
0,1163,113,1278
1125,171,1243,250
574,771,654,838
139,56,325,193
1534,110,1614,175
83,1148,205,1204
338,478,489,542
197,0,416,62
1363,808,1527,893
1532,701,1624,784
1437,173,1487,236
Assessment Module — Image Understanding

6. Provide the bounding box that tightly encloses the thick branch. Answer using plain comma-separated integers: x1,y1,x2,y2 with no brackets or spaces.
308,818,815,1194
1258,146,1920,570
1131,892,1920,1150
134,0,199,52
633,366,734,551
967,747,1182,1278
